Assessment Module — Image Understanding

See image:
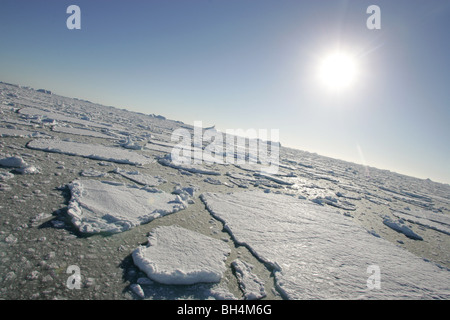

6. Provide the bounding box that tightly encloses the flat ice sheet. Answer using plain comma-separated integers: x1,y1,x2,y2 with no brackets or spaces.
114,168,167,186
132,225,230,285
158,155,221,176
27,138,154,166
0,127,44,138
67,180,189,234
201,191,450,299
52,126,118,139
18,107,113,129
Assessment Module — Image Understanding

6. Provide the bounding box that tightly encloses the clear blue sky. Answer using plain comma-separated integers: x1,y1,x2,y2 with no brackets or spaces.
1,0,449,183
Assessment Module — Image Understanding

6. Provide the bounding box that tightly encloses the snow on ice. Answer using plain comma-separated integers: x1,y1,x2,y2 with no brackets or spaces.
382,216,424,240
0,156,26,168
392,209,450,236
52,126,119,140
232,259,266,300
0,127,51,139
0,156,39,174
18,106,114,130
0,128,36,138
132,225,230,285
158,154,221,176
27,138,154,166
67,180,190,234
114,168,167,187
201,191,450,299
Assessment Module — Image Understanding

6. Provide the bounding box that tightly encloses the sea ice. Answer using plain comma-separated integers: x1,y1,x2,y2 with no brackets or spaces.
80,168,109,177
0,171,14,181
201,191,450,299
27,138,154,166
0,156,26,168
132,225,230,285
18,107,113,129
231,259,266,300
158,154,221,176
67,180,190,234
383,216,423,240
120,136,143,150
0,128,35,138
52,126,118,140
144,142,174,154
392,209,450,236
114,168,166,187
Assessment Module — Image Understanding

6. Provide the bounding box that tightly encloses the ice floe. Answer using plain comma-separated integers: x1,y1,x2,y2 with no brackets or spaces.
392,209,450,236
0,128,35,138
143,142,173,154
18,107,114,129
132,225,230,285
0,127,50,138
52,126,118,140
231,259,266,300
201,191,450,299
383,216,423,240
27,138,154,166
67,180,190,234
0,156,39,174
80,168,109,178
114,168,167,187
0,156,26,168
158,154,221,176
120,136,143,150
0,171,14,181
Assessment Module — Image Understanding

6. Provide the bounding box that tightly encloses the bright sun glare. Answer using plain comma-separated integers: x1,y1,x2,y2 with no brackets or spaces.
319,52,357,91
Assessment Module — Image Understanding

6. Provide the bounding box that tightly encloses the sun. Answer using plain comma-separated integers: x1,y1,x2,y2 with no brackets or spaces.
319,52,358,91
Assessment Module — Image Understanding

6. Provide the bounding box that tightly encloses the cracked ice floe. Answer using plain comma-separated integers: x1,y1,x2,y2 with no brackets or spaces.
18,107,114,129
80,168,109,178
52,126,119,140
201,191,450,299
158,154,221,176
383,216,423,240
391,209,450,236
114,168,166,187
143,142,173,154
0,127,50,138
27,138,153,166
132,225,230,285
231,259,266,300
67,180,190,234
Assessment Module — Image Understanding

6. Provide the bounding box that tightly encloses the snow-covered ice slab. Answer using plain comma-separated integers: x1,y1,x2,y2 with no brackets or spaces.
52,126,119,140
201,191,450,299
0,127,49,138
18,107,113,129
253,172,295,186
383,216,423,240
144,143,173,153
0,128,34,137
132,225,230,285
27,138,153,166
392,209,450,236
67,180,189,234
114,168,166,186
0,156,26,168
232,259,266,300
158,154,221,176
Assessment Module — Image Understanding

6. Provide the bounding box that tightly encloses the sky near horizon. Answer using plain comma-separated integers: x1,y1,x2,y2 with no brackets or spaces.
1,0,449,183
